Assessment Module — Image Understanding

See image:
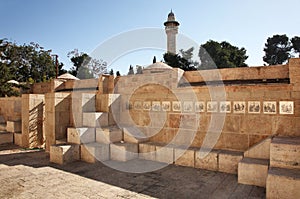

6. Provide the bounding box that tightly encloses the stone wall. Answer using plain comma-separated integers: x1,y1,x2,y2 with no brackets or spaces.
115,58,300,152
0,97,22,121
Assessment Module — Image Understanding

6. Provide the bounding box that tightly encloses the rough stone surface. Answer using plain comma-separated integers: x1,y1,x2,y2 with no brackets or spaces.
110,143,138,162
50,144,80,165
96,126,123,144
174,147,195,167
123,127,149,143
6,121,21,133
13,132,22,146
195,149,220,171
238,157,269,187
244,137,271,160
67,127,95,144
138,142,156,161
155,145,174,164
82,112,109,127
219,150,243,174
81,142,110,163
0,132,13,145
267,167,300,199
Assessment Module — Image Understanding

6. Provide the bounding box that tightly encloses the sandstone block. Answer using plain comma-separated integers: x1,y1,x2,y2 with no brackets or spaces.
174,147,195,167
244,137,271,160
266,167,300,199
50,144,80,165
67,128,95,144
123,127,149,143
138,142,156,161
82,112,109,127
270,137,300,170
96,126,123,144
195,149,220,171
13,132,22,146
0,123,6,131
6,121,21,133
155,145,174,164
110,143,138,162
219,150,243,174
81,142,110,163
238,157,269,187
0,132,13,145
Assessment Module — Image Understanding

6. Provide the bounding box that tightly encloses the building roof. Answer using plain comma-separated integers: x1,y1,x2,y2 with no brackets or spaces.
144,62,173,71
57,73,80,80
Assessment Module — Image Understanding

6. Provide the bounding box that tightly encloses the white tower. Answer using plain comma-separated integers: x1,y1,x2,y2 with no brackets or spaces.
164,10,180,54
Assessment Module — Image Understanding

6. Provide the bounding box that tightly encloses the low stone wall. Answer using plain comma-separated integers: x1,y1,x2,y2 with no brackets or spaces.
0,97,22,121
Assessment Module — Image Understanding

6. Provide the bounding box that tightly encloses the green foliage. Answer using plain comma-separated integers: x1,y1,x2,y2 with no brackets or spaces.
291,36,300,57
153,56,156,63
109,69,114,76
128,65,134,75
116,71,121,76
68,49,107,79
263,34,291,65
136,65,143,74
199,40,248,70
163,47,199,71
0,39,58,96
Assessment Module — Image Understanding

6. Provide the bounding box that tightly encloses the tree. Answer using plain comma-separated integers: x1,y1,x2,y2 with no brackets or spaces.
68,49,107,79
136,65,143,74
153,56,156,63
163,47,198,71
128,65,134,75
199,40,248,70
291,36,300,57
263,34,291,65
109,69,114,76
116,71,121,76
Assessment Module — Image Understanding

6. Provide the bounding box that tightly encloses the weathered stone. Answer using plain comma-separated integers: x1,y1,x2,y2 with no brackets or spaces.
81,142,110,163
138,142,156,161
219,150,243,174
123,127,149,143
67,128,95,144
82,112,109,127
195,149,220,171
50,144,80,165
6,121,21,133
244,137,271,160
13,132,22,146
174,147,195,167
0,131,13,145
155,145,174,164
96,126,123,144
266,167,300,199
238,158,269,187
110,143,138,162
270,137,300,170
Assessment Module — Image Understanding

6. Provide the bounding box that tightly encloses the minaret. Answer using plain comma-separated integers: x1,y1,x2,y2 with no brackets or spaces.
164,10,180,54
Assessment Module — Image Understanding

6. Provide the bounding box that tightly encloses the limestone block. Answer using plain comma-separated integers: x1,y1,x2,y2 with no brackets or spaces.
81,142,110,163
67,128,95,144
174,147,195,167
0,132,13,145
123,127,149,144
14,132,22,146
96,126,123,144
266,167,300,199
110,143,138,162
195,149,220,171
155,145,174,164
244,137,271,160
270,137,300,170
6,121,21,133
50,144,80,165
55,139,67,145
219,150,243,174
82,112,109,127
0,123,6,131
0,115,5,124
238,158,269,187
138,142,156,161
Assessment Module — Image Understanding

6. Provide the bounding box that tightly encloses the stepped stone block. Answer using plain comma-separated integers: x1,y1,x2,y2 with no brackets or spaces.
238,158,269,187
0,132,13,145
96,126,122,144
270,137,300,170
266,167,300,199
138,142,156,161
14,132,22,146
67,128,95,144
155,145,174,164
219,150,243,174
55,139,67,145
123,127,149,143
174,147,195,167
81,143,110,163
110,143,138,162
6,121,21,133
195,149,220,171
244,137,271,160
0,123,6,131
50,144,80,165
82,112,109,127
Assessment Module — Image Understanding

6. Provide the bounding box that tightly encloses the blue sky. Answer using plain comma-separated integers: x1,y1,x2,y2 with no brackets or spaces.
1,0,299,75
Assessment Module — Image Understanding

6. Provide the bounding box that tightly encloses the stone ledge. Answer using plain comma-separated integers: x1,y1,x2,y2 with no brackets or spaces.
110,143,138,162
81,142,110,163
50,144,80,165
219,150,243,174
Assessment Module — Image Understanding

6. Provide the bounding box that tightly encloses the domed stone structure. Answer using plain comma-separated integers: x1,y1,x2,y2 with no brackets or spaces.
143,62,173,74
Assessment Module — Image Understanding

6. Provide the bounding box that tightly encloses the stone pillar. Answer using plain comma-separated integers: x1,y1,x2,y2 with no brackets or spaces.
21,94,45,148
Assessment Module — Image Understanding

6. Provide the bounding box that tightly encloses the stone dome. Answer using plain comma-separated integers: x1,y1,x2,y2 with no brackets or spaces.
143,62,173,74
